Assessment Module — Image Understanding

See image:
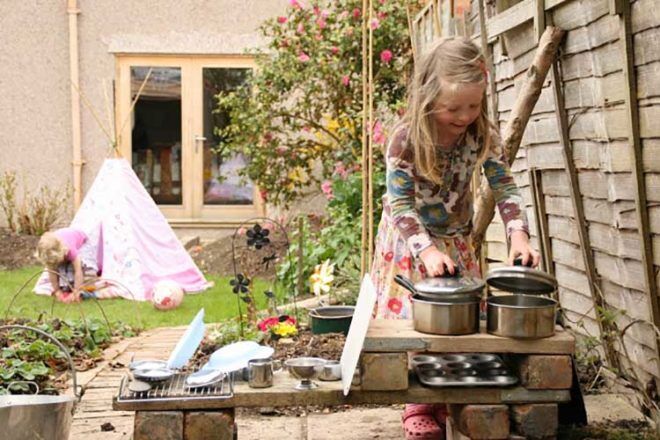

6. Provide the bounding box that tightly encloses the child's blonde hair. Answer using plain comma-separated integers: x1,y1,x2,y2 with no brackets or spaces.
36,232,67,269
401,37,494,184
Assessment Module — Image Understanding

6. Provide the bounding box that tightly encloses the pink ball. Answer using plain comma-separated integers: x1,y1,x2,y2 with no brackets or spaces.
152,280,184,310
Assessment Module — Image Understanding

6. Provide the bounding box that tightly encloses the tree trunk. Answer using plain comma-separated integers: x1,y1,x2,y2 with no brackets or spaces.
472,26,565,255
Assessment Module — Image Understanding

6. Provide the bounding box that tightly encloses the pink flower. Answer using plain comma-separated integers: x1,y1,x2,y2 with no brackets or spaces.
277,16,288,24
316,17,327,29
313,6,320,15
380,49,393,64
370,18,380,29
321,9,330,18
298,52,310,62
377,11,387,20
338,10,349,20
373,120,386,145
276,145,289,156
330,46,339,55
334,162,348,179
341,75,350,86
352,8,361,19
321,180,334,200
297,23,305,34
387,298,402,314
237,227,247,236
289,0,302,9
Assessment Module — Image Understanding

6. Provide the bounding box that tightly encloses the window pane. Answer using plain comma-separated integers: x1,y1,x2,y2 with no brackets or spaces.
130,66,182,205
202,67,253,205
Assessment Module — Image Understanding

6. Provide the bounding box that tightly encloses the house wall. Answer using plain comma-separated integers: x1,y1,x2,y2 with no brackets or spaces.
473,0,660,388
0,0,288,228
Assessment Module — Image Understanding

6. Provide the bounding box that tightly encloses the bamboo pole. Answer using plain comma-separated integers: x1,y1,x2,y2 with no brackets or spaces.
472,26,564,254
615,0,660,374
549,60,618,370
360,0,369,278
367,0,374,268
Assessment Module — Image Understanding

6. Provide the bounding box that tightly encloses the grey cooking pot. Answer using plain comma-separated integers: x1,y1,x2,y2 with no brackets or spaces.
486,295,557,339
485,259,559,339
0,325,81,440
394,272,485,301
411,294,480,335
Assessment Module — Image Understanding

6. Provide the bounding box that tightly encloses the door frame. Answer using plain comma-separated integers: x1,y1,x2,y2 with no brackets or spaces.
115,54,264,224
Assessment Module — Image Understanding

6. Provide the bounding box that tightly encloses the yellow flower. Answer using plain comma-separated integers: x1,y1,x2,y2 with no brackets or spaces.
309,259,335,296
272,322,298,337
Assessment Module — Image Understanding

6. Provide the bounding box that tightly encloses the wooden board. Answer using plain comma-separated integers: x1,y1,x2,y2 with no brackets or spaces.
113,373,570,411
362,320,575,354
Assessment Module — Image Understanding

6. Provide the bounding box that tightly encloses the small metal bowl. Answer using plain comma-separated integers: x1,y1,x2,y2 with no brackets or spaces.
318,360,342,381
132,367,175,383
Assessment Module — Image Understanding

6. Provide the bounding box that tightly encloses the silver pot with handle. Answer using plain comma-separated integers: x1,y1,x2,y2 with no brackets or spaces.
485,259,558,339
394,271,484,335
0,325,81,440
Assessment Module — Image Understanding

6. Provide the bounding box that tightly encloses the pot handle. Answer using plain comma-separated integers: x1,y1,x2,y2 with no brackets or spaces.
0,324,81,401
513,258,534,267
393,274,417,295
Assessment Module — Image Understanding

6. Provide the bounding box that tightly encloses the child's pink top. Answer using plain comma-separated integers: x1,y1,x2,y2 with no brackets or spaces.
54,228,88,262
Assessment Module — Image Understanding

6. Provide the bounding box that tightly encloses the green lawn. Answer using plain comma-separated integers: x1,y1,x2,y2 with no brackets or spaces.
0,266,284,330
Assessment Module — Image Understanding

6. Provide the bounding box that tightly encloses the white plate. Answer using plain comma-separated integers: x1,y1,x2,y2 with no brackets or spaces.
204,341,274,373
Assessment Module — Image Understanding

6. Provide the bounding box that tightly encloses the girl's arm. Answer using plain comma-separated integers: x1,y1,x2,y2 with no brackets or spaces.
482,133,539,266
387,130,456,275
386,130,434,258
48,270,60,295
72,256,84,292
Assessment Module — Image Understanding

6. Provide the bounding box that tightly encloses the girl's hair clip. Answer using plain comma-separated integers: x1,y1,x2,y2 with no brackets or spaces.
477,60,488,80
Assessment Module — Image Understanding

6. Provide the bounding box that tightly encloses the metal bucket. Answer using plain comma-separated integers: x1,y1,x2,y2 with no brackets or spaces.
0,325,80,440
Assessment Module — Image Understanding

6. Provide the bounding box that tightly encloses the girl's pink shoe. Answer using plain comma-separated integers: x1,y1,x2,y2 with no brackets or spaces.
402,404,445,440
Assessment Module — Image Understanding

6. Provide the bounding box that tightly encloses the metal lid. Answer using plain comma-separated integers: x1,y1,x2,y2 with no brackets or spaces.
486,262,557,294
414,275,486,296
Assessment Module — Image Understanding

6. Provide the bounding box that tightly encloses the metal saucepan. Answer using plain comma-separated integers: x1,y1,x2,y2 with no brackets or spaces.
486,295,557,339
394,272,485,302
411,294,480,335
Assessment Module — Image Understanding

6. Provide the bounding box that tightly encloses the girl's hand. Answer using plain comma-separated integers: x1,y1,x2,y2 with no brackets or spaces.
419,246,457,276
508,230,541,267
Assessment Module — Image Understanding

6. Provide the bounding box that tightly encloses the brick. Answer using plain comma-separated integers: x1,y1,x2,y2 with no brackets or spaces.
511,404,558,439
517,355,573,389
134,411,183,440
449,404,510,440
184,410,235,440
360,352,408,390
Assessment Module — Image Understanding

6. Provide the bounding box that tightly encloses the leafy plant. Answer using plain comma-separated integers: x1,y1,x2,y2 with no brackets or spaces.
214,0,411,206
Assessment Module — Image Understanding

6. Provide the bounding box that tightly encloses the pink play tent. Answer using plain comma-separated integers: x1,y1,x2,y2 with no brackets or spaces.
34,159,210,301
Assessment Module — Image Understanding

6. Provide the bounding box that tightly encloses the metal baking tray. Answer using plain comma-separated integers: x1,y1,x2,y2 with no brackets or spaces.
412,353,517,387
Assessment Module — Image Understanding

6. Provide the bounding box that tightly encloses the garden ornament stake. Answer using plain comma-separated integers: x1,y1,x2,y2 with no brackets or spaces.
230,217,293,337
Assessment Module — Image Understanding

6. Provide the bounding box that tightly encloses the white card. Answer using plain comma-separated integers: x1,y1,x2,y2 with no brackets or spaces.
340,274,377,396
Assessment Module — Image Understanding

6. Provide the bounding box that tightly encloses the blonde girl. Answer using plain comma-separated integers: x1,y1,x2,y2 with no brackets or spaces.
36,228,92,303
370,37,540,439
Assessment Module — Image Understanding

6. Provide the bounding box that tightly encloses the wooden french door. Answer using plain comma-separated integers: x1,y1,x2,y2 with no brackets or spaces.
115,55,263,224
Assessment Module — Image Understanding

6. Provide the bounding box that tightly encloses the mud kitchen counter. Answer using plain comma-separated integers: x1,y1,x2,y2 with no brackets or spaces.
114,319,575,439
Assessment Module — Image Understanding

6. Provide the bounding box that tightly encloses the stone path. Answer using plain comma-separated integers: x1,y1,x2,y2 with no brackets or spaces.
70,326,646,440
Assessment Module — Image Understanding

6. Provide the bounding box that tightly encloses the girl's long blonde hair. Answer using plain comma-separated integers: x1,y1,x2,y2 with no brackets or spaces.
401,37,493,184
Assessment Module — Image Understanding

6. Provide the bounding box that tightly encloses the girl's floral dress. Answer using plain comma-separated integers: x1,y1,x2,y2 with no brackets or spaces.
371,128,529,319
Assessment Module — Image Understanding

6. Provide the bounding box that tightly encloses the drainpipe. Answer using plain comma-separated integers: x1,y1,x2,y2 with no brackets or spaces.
67,0,83,210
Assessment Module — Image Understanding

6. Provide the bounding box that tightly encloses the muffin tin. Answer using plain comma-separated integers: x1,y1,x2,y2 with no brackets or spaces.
412,353,517,387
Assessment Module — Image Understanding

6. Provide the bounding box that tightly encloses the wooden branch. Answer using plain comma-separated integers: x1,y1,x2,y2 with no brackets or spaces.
472,26,564,254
